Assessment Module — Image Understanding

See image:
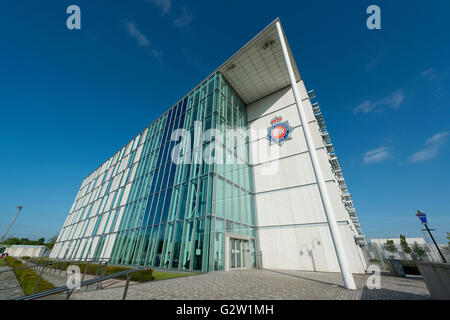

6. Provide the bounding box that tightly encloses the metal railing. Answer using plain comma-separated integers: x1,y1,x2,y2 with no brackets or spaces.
15,265,147,300
1,257,149,300
28,258,111,293
0,261,58,275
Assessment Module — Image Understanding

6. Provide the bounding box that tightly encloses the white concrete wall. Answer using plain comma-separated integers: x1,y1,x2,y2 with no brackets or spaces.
6,245,48,258
247,81,366,274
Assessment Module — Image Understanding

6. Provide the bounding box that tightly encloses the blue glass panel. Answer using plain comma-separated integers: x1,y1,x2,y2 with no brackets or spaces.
160,188,173,223
153,191,165,226
153,224,166,267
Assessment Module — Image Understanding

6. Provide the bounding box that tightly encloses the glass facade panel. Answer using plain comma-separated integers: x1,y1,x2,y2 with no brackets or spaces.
51,73,255,272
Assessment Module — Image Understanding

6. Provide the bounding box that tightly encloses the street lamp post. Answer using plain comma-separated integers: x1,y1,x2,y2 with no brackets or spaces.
416,210,447,263
0,206,23,245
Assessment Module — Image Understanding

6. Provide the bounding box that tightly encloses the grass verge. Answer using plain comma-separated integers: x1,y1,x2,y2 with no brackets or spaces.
27,258,199,282
153,270,201,281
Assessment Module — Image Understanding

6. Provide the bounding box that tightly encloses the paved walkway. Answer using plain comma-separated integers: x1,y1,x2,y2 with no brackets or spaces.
0,266,24,300
63,269,430,300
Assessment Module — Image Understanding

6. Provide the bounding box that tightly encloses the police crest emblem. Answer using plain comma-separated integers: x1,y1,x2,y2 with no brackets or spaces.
266,115,293,146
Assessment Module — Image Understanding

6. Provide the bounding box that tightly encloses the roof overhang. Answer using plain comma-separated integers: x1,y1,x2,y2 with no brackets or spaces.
217,18,301,105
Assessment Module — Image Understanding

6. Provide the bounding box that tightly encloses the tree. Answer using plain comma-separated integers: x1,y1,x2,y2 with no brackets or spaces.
447,232,450,246
1,234,57,251
1,237,49,246
400,234,412,255
412,242,426,260
19,238,35,245
384,239,397,253
45,234,58,250
3,237,20,245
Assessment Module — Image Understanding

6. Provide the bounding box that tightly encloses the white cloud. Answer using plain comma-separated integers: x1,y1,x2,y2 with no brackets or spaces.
365,59,379,71
124,20,150,47
382,90,405,109
145,1,192,30
145,0,172,14
420,67,437,80
354,90,405,114
409,131,450,163
363,146,391,163
173,6,193,28
365,51,386,71
353,101,373,114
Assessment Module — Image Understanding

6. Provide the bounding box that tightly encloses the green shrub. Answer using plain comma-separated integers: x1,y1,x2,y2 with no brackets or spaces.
399,260,421,275
26,258,154,282
5,256,22,268
399,260,417,267
76,263,154,282
21,256,30,260
128,268,154,282
5,256,55,295
28,257,52,265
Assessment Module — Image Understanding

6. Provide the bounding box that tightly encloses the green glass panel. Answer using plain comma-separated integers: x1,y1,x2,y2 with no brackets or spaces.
192,219,204,271
145,225,158,265
170,221,184,269
179,220,193,270
161,223,174,268
212,218,224,271
153,224,166,267
202,217,212,272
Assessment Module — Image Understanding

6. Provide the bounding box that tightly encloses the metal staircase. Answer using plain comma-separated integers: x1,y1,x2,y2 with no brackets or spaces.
309,90,366,245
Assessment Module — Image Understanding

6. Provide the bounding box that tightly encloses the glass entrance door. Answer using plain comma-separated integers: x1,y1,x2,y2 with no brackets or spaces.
229,238,249,269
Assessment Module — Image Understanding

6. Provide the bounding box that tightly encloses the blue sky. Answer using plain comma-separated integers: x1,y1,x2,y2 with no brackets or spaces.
0,0,449,244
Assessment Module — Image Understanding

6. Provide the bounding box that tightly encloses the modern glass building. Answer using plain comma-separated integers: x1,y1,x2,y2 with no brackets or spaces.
50,73,256,272
51,19,367,278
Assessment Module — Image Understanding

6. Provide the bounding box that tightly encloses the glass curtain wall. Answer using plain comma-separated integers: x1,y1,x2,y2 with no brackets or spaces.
50,72,255,272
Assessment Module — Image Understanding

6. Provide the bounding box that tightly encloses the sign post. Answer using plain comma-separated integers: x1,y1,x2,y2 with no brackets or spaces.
0,206,23,244
416,210,447,263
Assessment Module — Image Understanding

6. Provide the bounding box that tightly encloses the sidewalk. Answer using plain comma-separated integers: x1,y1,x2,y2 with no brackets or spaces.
0,265,24,300
3,265,431,300
66,269,431,300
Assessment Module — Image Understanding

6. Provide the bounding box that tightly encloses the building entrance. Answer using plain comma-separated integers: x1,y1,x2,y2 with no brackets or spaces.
229,238,250,269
